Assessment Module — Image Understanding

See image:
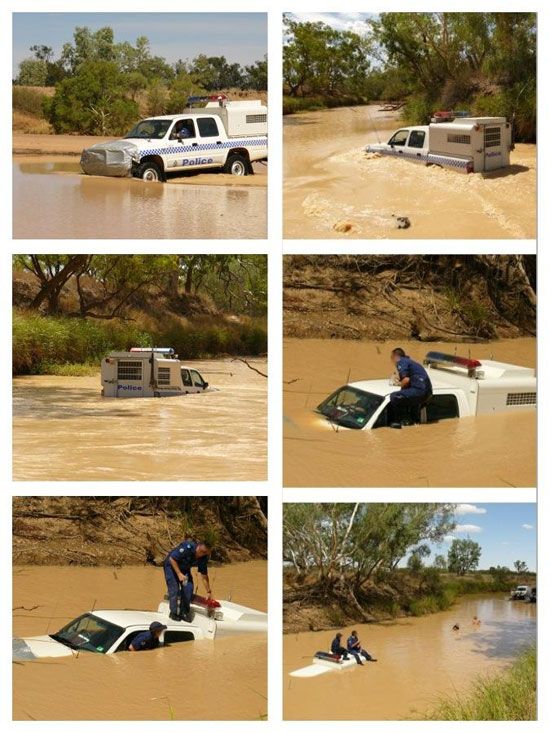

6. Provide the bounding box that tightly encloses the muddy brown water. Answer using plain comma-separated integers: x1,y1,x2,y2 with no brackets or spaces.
283,105,536,239
13,561,267,720
284,339,536,487
284,594,536,720
13,157,267,239
13,359,267,481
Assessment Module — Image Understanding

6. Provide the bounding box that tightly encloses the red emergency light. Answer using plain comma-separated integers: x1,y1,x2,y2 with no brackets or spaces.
425,351,482,373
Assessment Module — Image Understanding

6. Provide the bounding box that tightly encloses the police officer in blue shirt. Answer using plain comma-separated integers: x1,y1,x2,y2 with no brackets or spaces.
389,347,433,425
129,621,167,651
164,539,212,622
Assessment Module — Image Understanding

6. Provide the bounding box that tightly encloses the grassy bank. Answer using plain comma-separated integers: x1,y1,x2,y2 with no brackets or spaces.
283,94,368,115
428,647,536,720
13,310,267,375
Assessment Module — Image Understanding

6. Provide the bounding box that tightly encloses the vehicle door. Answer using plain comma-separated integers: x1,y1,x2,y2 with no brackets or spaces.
386,129,409,158
112,629,147,652
195,116,226,168
403,129,428,162
369,397,391,429
163,118,200,172
189,369,208,392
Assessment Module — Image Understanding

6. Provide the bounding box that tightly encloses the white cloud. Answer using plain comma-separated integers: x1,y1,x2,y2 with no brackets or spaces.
456,504,487,516
455,524,483,534
522,524,534,530
288,12,373,37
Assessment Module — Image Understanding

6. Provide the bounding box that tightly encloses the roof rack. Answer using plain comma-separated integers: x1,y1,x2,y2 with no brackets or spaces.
129,347,175,355
424,351,481,377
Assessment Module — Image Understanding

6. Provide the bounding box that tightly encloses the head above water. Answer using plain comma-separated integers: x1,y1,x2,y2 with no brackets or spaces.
335,632,342,639
149,621,167,638
391,347,407,365
195,542,210,558
351,630,358,637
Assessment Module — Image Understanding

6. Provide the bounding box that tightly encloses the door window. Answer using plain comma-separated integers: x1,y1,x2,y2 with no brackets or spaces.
197,118,219,138
426,395,459,421
408,130,426,148
170,119,196,140
181,369,192,387
388,130,409,146
163,630,195,644
190,370,205,387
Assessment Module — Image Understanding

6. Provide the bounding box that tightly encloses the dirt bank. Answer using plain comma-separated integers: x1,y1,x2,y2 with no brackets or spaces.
283,570,536,634
284,255,536,341
12,497,267,566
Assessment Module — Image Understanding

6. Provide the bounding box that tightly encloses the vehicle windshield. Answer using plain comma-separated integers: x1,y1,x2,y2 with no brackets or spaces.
125,119,172,140
316,386,384,429
51,614,123,654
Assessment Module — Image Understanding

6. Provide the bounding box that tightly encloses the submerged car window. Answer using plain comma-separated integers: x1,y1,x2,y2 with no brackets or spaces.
53,614,123,654
164,630,195,644
190,370,205,387
125,120,172,140
426,394,459,422
388,130,409,146
408,130,426,148
181,369,192,387
317,387,384,429
197,117,219,137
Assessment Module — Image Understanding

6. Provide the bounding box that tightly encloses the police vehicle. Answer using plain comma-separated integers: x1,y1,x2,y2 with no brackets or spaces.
316,351,536,430
101,347,209,399
81,95,267,181
13,595,267,660
365,115,513,173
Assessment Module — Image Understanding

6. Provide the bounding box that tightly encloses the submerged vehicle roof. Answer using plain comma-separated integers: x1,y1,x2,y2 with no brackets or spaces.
348,358,535,397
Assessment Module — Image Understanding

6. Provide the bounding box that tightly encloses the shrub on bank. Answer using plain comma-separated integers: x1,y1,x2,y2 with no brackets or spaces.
428,647,536,720
13,311,268,374
12,86,48,117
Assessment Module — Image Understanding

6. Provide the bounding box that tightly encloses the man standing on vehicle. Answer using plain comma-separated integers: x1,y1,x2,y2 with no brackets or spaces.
389,347,433,425
164,539,212,622
129,621,167,651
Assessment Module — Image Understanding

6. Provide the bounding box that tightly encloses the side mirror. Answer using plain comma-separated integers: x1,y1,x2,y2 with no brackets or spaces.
203,382,209,389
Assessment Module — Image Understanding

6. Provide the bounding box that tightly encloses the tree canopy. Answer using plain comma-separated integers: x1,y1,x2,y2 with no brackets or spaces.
447,538,482,575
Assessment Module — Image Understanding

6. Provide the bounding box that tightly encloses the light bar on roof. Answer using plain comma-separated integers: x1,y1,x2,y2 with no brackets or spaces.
424,351,481,374
130,347,174,354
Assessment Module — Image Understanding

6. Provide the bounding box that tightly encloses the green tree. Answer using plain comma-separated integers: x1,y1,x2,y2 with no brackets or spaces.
146,80,169,116
447,538,481,575
434,554,447,571
16,58,48,86
166,72,205,114
48,60,138,135
243,57,267,90
513,560,528,574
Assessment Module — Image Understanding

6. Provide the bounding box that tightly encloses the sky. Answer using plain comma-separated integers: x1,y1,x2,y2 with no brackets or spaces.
419,503,537,571
286,12,375,37
12,13,267,75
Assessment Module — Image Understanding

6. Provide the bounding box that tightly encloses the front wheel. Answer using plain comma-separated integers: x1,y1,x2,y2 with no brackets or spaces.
224,153,250,176
136,161,164,182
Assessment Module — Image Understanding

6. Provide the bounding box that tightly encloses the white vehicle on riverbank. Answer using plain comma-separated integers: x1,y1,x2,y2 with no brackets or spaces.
290,651,358,678
365,116,512,173
510,585,533,601
81,96,268,181
316,351,536,430
101,347,209,398
13,595,267,660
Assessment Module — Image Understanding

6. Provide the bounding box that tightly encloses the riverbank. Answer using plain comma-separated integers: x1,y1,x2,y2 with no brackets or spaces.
13,309,267,375
13,496,267,565
283,94,369,115
428,647,536,720
283,569,536,634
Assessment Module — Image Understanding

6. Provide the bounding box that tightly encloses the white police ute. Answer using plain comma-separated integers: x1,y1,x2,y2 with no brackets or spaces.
13,595,267,660
101,347,210,399
81,96,268,181
316,351,536,430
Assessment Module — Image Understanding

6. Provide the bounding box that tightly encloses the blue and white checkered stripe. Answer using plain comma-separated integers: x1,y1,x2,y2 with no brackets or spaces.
139,137,268,161
365,144,469,170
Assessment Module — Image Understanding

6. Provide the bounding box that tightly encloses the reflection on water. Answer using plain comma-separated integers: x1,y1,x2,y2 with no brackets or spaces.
13,563,267,720
13,359,267,481
283,339,536,487
284,595,536,720
13,161,266,239
283,105,536,238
